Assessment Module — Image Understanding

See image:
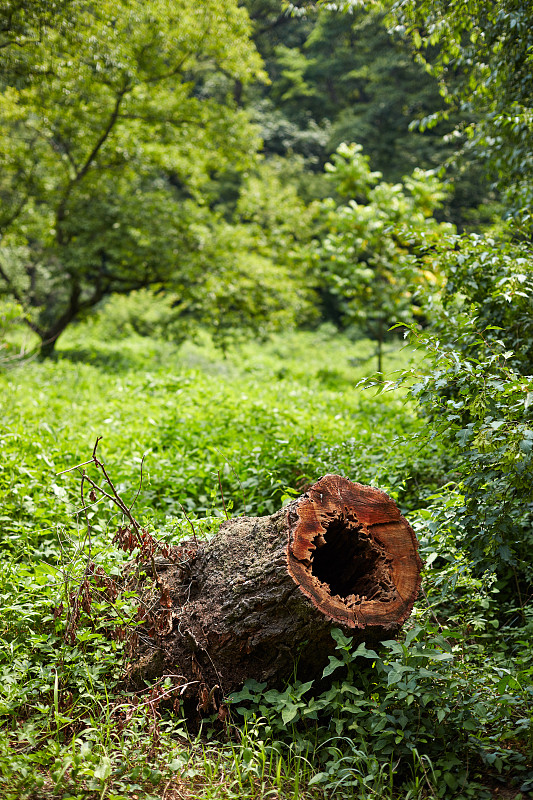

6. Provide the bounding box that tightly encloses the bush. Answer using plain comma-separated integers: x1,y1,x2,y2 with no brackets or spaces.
403,235,533,588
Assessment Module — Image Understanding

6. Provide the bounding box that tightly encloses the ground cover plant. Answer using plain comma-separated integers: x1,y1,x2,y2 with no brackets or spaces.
0,323,531,799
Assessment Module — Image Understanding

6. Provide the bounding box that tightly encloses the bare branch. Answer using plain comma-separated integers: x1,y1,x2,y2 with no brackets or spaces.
217,470,229,520
75,83,131,183
128,452,148,513
178,502,198,546
57,459,94,475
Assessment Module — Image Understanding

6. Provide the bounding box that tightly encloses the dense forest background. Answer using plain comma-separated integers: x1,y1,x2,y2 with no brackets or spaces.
1,1,532,798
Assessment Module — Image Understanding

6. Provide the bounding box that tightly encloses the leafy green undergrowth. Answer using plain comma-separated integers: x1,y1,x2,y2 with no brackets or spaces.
225,487,533,799
0,327,531,799
230,580,533,799
0,326,434,553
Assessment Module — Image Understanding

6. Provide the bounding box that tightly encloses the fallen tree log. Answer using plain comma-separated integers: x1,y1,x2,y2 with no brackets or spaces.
128,474,422,708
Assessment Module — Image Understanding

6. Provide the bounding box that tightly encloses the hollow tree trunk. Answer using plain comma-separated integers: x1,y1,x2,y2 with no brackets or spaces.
129,475,422,710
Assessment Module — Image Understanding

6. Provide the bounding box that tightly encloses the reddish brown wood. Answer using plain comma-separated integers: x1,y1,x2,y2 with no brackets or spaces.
286,474,422,635
128,475,422,709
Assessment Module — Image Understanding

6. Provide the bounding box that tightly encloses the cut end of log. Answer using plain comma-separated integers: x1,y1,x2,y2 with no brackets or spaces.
286,474,422,634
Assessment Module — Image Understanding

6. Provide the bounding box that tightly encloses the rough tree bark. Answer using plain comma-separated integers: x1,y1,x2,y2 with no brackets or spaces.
129,474,422,709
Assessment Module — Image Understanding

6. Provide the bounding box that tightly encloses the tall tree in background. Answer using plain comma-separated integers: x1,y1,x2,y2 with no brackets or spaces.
242,1,489,226
0,0,263,356
312,142,452,371
245,3,452,178
390,0,533,229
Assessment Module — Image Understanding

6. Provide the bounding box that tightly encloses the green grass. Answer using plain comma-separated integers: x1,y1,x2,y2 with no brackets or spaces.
1,324,429,532
0,325,530,799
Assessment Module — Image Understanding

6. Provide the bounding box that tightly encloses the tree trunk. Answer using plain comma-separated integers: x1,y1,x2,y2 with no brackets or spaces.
128,475,422,711
38,335,58,360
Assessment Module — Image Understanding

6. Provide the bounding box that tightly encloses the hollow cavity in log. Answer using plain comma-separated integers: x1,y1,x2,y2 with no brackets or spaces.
310,514,393,601
287,475,421,631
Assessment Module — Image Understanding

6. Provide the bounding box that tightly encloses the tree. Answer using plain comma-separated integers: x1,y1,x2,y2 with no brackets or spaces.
389,0,533,229
312,142,452,371
351,0,533,600
0,0,263,356
84,158,317,352
164,210,316,352
188,158,317,349
246,3,456,177
241,1,490,228
400,234,533,597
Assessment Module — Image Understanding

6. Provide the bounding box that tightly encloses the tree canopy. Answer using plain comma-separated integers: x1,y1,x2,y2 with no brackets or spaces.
389,0,533,228
0,0,263,355
1,0,531,358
